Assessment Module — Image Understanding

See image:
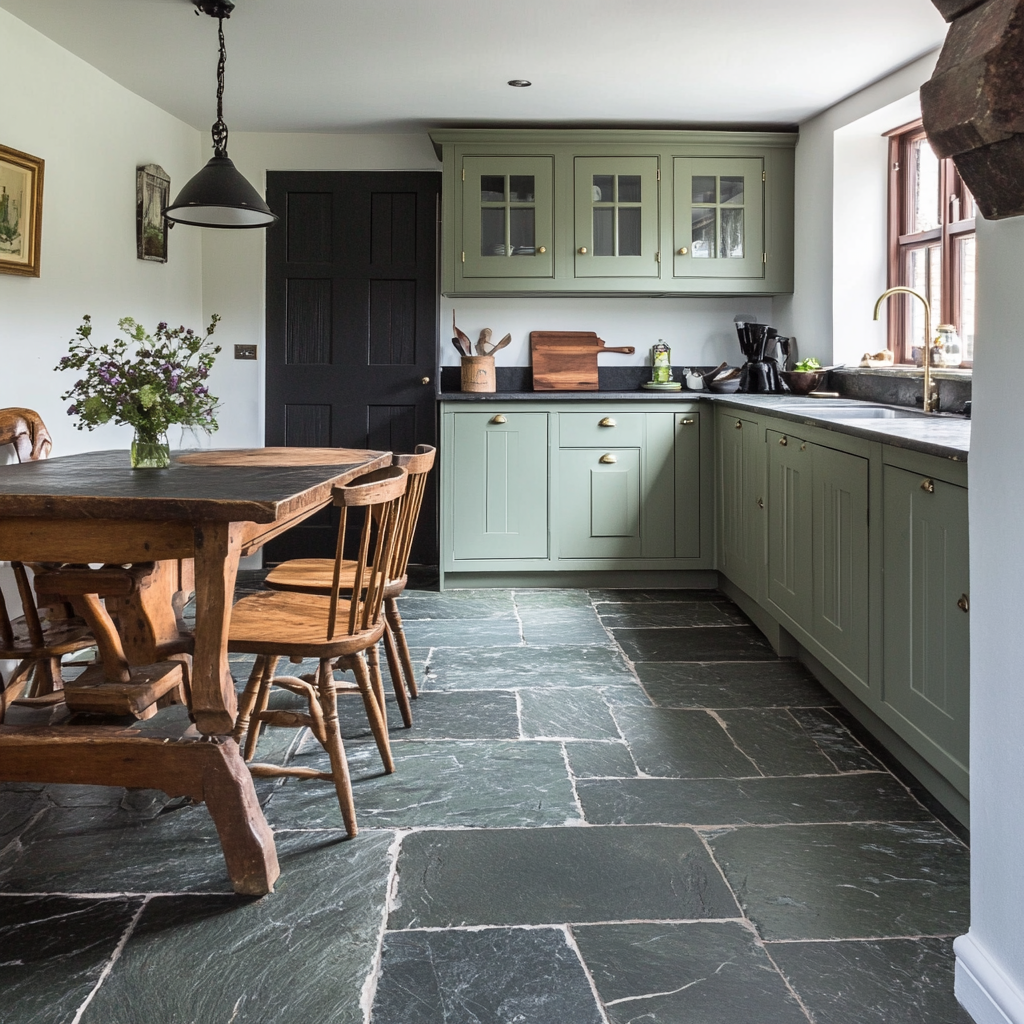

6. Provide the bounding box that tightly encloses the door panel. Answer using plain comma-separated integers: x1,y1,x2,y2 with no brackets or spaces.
559,448,641,558
265,171,440,563
767,430,813,625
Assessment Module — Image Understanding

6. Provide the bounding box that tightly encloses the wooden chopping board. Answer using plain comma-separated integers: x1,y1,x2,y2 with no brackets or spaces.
530,331,636,391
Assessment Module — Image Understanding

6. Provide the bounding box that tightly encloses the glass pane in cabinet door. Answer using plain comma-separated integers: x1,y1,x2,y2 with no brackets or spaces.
509,175,535,202
592,175,614,203
720,176,744,204
692,176,717,205
481,175,505,203
720,207,744,258
618,175,641,203
618,207,641,256
692,208,716,258
959,234,976,361
510,207,536,254
481,207,506,257
593,208,614,256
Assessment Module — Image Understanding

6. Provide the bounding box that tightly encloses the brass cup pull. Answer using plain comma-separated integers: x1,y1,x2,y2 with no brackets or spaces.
421,376,431,385
921,478,935,493
680,417,695,425
779,436,788,446
490,414,507,425
678,246,688,255
735,420,742,429
957,594,970,613
599,453,617,464
757,497,764,509
578,246,588,254
599,417,616,427
538,246,547,254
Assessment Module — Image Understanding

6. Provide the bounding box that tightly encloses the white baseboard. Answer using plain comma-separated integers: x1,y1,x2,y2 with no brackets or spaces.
955,933,1024,1024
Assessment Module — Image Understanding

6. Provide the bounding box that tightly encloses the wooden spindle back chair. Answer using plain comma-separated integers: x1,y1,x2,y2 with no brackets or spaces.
228,465,408,836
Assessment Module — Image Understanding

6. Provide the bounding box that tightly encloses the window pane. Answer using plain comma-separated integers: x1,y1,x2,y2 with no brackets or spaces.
928,242,942,330
618,207,641,256
907,247,927,358
593,208,614,256
618,175,641,203
509,175,535,203
692,208,716,258
510,207,535,254
912,138,940,233
592,175,614,203
481,207,506,256
481,175,505,203
959,233,976,362
692,176,717,205
720,207,744,258
720,176,744,205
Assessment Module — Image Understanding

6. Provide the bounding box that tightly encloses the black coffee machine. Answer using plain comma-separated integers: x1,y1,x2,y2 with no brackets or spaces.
736,321,791,393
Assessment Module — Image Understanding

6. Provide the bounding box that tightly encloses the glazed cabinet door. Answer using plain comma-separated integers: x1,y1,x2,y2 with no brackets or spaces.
717,411,763,597
558,448,642,558
673,157,764,281
811,444,870,687
882,466,970,770
450,411,549,560
574,157,661,279
461,157,554,279
766,429,813,625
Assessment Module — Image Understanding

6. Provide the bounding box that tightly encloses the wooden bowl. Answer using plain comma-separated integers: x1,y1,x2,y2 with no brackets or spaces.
781,370,826,395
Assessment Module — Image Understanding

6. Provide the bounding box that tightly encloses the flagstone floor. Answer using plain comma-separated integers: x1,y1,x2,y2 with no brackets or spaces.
1,580,973,1023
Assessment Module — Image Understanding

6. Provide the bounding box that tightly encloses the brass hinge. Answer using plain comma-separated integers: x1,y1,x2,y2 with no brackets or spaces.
762,252,767,264
655,251,661,263
461,251,465,263
462,168,465,181
657,168,661,181
762,170,766,182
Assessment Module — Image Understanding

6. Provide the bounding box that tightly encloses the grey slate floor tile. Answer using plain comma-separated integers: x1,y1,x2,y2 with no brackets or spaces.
563,740,639,779
574,921,808,1024
715,707,840,776
596,600,749,629
636,660,834,708
397,589,516,619
613,624,779,662
519,688,622,739
518,608,612,646
372,927,603,1024
400,616,523,647
422,645,636,690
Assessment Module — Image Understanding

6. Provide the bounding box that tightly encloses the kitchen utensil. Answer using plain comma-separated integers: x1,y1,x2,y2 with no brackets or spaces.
453,312,473,356
530,331,636,391
476,328,493,355
490,333,512,354
452,336,471,358
735,322,790,393
700,361,729,388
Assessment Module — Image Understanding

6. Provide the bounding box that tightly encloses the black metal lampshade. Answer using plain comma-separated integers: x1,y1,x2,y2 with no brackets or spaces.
164,0,278,230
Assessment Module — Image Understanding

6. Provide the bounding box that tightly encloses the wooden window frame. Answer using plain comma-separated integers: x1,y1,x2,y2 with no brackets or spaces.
886,119,975,367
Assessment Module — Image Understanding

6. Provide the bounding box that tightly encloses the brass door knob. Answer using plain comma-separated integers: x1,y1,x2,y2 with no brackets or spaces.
599,417,616,427
491,414,507,425
957,593,970,613
421,376,431,385
735,420,742,429
678,247,688,255
921,478,935,493
599,453,617,464
578,246,588,254
680,418,695,425
757,497,764,509
779,436,788,446
538,246,547,254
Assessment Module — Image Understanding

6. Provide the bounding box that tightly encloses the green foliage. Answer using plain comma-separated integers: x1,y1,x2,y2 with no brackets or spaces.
793,357,822,372
57,314,222,441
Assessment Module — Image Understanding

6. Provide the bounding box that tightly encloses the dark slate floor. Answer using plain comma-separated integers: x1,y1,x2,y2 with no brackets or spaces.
0,582,974,1024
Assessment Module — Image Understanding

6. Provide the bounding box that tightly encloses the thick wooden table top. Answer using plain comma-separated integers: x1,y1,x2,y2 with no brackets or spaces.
0,448,391,523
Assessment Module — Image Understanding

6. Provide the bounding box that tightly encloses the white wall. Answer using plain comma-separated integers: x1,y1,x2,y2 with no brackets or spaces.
0,7,203,457
954,212,1024,1024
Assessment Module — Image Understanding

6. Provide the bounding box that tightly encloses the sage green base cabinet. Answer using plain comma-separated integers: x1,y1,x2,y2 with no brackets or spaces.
715,408,765,599
441,401,713,576
432,129,796,296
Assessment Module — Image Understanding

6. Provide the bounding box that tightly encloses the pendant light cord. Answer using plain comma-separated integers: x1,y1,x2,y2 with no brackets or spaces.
212,16,229,158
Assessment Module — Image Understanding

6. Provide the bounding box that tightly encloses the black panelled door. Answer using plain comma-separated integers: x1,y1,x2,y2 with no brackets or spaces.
264,171,440,564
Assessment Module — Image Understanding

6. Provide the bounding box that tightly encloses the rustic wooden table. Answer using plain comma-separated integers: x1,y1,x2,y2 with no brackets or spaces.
0,446,390,894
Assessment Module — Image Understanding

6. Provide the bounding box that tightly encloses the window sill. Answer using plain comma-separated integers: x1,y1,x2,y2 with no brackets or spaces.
835,366,972,382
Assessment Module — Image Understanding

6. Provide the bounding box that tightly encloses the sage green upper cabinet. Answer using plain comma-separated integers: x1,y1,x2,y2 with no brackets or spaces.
461,156,554,280
674,157,765,281
432,129,796,296
574,157,660,279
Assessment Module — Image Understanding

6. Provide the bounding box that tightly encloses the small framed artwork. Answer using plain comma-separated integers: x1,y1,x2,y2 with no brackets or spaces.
0,143,44,278
137,163,170,263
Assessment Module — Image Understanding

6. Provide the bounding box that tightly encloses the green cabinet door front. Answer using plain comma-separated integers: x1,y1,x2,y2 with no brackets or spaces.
673,157,765,280
767,429,813,625
717,411,763,597
462,156,554,279
674,411,701,558
451,411,549,560
811,444,870,689
574,157,660,279
882,466,970,772
559,448,641,558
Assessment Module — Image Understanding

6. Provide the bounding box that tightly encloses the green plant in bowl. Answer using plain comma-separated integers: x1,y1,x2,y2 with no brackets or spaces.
793,357,821,372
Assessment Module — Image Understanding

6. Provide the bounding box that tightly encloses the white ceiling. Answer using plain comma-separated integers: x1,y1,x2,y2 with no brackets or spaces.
1,0,947,134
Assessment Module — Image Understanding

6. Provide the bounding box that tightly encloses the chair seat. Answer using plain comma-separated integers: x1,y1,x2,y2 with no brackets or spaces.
228,590,385,658
265,558,405,599
0,614,94,660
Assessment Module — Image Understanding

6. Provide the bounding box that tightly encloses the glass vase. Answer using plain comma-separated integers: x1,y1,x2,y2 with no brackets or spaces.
130,433,170,469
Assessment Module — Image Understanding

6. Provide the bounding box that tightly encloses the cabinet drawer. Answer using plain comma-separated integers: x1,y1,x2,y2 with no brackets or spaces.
559,412,644,448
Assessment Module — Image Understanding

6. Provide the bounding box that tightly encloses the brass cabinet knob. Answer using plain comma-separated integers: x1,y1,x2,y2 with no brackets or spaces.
680,417,695,425
735,420,742,429
578,246,588,254
599,417,616,427
779,436,788,446
490,414,507,425
599,453,617,464
757,497,764,509
421,376,431,385
538,246,547,253
678,247,688,255
800,442,807,451
957,593,970,613
921,478,935,493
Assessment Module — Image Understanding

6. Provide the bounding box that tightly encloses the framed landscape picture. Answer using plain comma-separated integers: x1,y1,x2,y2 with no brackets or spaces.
137,163,170,262
0,144,44,277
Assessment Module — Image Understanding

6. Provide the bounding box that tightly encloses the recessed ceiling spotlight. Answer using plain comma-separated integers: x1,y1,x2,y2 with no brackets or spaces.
508,80,532,88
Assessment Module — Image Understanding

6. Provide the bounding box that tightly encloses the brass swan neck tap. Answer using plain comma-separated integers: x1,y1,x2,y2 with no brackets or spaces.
873,287,938,413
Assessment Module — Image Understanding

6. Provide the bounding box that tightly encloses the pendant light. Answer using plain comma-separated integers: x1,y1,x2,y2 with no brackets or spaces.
165,0,278,229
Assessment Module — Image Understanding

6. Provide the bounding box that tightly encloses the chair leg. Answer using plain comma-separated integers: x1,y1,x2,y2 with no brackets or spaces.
383,622,413,728
0,661,33,723
244,656,278,763
366,642,388,719
386,598,419,698
351,651,395,774
29,657,64,698
231,655,265,747
315,658,358,837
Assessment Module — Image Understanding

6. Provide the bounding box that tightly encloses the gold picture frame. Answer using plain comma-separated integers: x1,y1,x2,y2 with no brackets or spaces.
137,163,170,263
0,143,44,277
